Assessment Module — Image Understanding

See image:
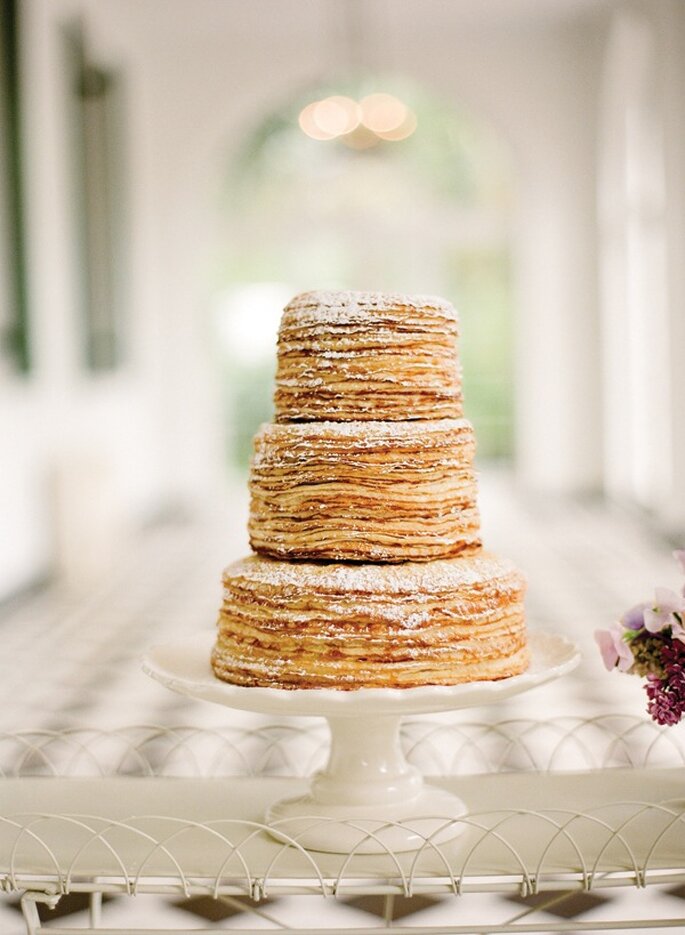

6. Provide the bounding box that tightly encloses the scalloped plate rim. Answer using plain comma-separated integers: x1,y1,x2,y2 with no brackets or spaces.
142,630,581,716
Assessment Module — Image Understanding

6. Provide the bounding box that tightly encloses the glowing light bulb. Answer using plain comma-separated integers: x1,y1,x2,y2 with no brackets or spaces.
299,96,361,140
360,93,408,134
375,109,417,141
299,101,337,140
324,96,361,135
299,93,414,143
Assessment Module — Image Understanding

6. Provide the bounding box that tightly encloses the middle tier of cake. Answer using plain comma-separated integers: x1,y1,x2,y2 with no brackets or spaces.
249,418,481,563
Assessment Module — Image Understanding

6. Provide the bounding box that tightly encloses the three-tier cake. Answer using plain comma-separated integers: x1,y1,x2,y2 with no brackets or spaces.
211,290,529,689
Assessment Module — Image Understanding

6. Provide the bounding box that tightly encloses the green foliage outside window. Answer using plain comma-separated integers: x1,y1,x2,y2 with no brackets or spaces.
449,249,514,460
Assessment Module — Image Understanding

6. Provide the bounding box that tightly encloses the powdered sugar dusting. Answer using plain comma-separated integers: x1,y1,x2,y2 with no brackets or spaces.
282,290,458,327
223,552,523,596
255,418,472,442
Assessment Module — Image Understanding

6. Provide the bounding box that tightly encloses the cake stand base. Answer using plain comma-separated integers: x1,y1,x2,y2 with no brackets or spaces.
143,630,580,854
266,714,466,852
266,786,465,854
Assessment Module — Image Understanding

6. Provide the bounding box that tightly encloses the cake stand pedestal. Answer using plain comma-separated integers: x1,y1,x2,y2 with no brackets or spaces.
143,630,579,853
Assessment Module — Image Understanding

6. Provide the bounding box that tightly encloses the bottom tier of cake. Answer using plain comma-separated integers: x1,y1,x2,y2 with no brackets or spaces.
211,552,528,690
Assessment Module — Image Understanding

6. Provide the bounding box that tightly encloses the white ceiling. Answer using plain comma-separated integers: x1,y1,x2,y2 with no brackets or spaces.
100,0,620,55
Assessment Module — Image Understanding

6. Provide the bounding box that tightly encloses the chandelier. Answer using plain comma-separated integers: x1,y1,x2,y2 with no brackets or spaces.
298,92,416,147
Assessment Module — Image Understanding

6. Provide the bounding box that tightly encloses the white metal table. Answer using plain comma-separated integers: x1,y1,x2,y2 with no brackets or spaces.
1,718,684,934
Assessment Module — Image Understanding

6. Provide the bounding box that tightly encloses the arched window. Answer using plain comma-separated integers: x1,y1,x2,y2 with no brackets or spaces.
211,80,517,471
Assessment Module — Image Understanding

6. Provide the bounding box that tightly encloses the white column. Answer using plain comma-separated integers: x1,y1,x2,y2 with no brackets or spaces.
598,1,685,530
598,7,668,508
512,29,603,494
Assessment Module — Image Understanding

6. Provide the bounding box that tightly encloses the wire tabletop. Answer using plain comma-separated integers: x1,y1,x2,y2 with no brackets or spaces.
1,717,684,934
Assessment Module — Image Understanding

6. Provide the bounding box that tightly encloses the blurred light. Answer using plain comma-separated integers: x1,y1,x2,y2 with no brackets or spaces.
375,109,417,141
318,96,361,136
299,101,337,140
360,93,407,134
299,96,360,140
299,92,414,144
340,125,382,150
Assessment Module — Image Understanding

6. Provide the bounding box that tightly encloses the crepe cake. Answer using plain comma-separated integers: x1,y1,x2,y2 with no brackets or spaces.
249,418,481,562
212,552,528,689
274,290,462,422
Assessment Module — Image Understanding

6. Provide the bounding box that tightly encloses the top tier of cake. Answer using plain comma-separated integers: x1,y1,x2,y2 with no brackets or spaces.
274,290,462,422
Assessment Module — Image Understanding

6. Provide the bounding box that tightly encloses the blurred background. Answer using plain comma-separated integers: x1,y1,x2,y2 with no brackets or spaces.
2,0,685,604
1,0,685,682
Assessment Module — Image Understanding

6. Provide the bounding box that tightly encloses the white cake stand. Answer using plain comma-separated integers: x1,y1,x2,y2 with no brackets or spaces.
143,630,580,853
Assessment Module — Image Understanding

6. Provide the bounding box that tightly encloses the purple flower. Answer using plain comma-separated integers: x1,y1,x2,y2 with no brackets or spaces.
645,675,683,725
672,619,685,644
644,640,685,726
621,603,646,630
594,625,634,672
643,587,685,634
598,553,685,727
